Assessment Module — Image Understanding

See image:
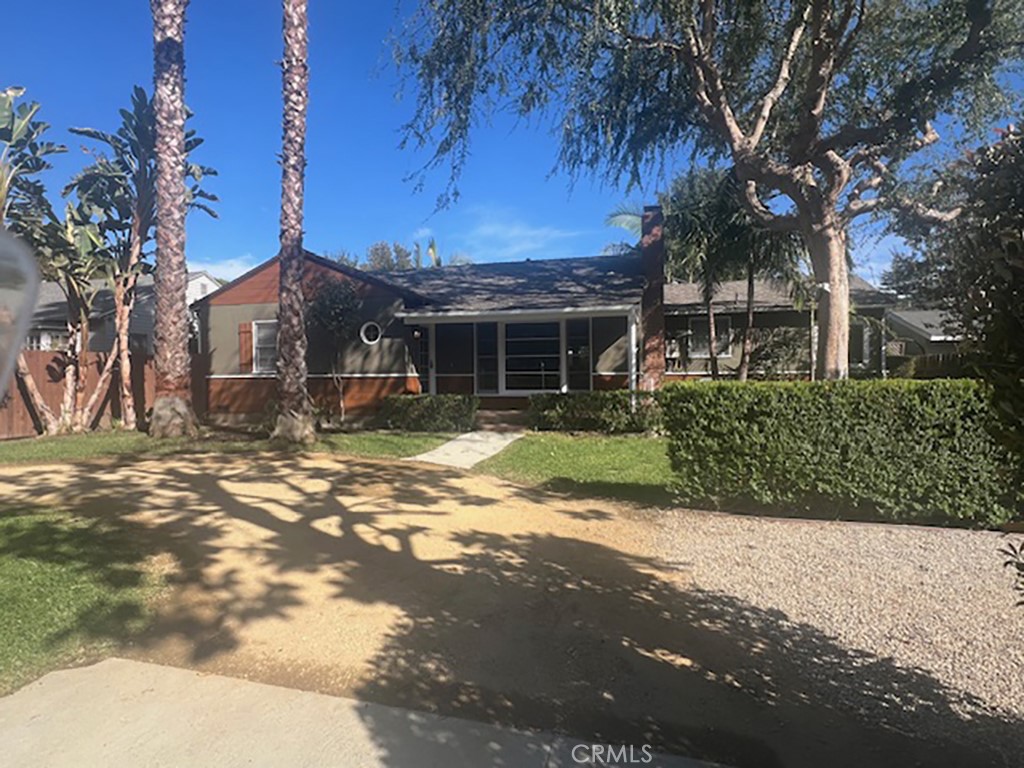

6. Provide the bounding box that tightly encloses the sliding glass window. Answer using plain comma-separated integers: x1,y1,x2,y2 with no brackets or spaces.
504,322,560,391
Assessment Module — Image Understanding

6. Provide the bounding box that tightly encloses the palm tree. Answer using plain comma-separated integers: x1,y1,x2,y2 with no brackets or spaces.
663,169,805,381
65,86,217,431
0,87,65,433
149,0,197,438
273,0,315,444
663,171,743,379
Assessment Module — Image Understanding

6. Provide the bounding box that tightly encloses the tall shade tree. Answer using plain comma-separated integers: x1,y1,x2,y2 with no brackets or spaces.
0,86,65,432
397,0,1023,379
65,86,217,432
149,0,197,437
273,0,315,443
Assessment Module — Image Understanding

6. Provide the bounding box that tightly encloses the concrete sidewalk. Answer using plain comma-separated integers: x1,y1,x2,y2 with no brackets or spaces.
0,659,719,768
406,430,523,469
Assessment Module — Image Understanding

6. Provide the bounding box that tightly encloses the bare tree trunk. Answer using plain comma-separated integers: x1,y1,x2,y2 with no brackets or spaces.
738,259,756,382
706,297,720,380
116,220,144,431
83,342,119,428
273,0,315,444
803,220,850,380
149,0,198,438
14,352,57,434
114,276,138,430
72,310,91,432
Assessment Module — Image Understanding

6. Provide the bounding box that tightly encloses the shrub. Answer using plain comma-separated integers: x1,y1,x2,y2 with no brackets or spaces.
659,379,1023,527
529,391,661,434
377,394,478,432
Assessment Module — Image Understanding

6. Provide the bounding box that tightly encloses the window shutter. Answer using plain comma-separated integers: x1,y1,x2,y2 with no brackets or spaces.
239,323,253,373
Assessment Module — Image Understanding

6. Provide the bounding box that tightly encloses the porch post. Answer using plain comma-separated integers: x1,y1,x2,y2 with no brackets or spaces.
559,319,568,393
428,324,437,395
628,310,638,392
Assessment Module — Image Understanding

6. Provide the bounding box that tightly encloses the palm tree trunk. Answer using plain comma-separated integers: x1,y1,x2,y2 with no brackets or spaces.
273,0,315,444
149,0,198,438
706,297,720,380
738,259,756,382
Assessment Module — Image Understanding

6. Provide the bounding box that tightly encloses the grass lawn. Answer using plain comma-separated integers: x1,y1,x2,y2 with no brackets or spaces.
0,507,165,695
477,433,675,507
0,430,452,466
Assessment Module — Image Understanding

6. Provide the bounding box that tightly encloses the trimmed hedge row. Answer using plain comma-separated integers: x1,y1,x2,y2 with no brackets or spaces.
659,380,1023,526
377,394,479,432
529,391,662,434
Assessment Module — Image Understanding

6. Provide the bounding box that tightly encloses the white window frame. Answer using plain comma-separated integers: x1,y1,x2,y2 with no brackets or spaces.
688,316,732,359
252,319,279,374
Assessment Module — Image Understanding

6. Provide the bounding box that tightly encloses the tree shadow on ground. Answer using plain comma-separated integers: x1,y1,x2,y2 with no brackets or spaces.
0,454,1020,768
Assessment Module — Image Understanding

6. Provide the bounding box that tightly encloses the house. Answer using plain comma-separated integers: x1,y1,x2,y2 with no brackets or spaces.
193,209,894,425
664,274,894,378
885,309,961,357
26,275,157,356
883,308,965,377
2,276,159,439
187,271,222,305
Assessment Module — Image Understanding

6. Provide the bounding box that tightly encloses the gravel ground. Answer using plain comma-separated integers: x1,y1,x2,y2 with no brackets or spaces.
648,507,1024,763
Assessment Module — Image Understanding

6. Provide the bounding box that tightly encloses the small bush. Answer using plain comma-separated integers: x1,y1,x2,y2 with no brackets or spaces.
659,379,1023,527
378,394,479,432
529,391,662,434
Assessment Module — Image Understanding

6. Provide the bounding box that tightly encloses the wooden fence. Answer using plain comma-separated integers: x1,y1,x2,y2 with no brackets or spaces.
0,350,155,440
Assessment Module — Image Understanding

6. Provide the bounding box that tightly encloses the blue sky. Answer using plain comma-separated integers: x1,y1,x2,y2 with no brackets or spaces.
9,0,654,281
8,1,976,286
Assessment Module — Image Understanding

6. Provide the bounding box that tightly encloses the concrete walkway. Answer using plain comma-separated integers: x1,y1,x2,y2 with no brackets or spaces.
406,430,523,469
0,659,720,768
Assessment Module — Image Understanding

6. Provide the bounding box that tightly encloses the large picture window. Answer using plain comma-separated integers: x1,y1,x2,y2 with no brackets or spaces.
253,320,278,373
688,317,732,359
505,322,560,391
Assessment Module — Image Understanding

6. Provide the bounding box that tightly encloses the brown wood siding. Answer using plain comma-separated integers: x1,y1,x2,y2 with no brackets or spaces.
1,350,156,439
208,257,401,307
593,374,629,390
205,375,420,419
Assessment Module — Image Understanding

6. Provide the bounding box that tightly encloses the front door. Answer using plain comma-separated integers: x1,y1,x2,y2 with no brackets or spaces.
566,318,591,391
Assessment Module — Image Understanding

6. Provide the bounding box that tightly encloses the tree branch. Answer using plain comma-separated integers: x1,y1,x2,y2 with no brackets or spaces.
738,180,801,232
750,3,811,148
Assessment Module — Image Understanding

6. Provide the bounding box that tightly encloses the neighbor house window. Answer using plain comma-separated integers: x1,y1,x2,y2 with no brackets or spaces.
505,321,561,391
689,317,732,359
253,320,278,373
25,331,68,352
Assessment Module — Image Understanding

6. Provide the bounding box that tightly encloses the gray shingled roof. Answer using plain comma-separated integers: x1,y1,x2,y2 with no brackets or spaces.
665,274,893,313
31,275,156,328
375,253,647,314
886,309,961,341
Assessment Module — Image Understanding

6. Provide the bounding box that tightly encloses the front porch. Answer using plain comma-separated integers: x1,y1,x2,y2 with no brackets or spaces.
400,308,641,400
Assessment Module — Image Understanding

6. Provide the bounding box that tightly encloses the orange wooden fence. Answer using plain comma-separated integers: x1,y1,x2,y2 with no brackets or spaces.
0,350,155,440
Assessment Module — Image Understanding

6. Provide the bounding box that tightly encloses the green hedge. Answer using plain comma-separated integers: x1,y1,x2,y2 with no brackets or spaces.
659,380,1023,526
529,391,662,434
377,394,479,432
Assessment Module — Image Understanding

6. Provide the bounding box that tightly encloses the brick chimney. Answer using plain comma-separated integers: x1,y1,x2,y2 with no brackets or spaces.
640,205,666,390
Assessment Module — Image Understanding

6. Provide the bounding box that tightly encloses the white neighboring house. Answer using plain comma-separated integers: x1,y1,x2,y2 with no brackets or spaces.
187,271,221,306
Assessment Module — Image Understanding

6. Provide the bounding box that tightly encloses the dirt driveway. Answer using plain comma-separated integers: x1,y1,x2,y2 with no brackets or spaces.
0,454,1015,768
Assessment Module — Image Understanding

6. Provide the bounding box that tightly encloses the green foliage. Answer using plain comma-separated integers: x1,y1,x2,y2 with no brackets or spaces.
0,86,66,245
942,127,1024,458
377,394,479,432
529,391,661,434
307,279,360,341
660,380,1022,526
396,1,1022,204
